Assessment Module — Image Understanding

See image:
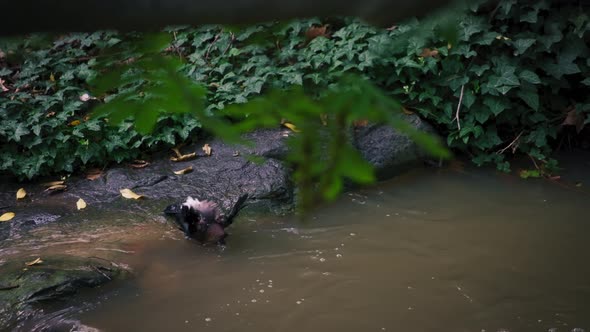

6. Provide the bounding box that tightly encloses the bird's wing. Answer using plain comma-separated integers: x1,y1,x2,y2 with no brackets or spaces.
197,200,220,222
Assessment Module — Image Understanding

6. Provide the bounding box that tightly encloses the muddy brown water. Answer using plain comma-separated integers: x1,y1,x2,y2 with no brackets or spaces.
7,159,590,332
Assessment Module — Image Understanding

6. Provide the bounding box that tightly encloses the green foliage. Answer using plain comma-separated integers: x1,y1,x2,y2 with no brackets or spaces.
369,0,590,171
0,32,202,179
1,0,589,186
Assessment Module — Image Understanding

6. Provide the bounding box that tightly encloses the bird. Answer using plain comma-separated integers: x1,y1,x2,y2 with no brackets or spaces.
164,194,248,245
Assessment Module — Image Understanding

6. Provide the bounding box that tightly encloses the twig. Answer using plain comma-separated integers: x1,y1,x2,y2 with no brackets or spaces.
528,154,541,170
204,31,222,60
454,85,465,131
91,265,112,280
497,130,524,155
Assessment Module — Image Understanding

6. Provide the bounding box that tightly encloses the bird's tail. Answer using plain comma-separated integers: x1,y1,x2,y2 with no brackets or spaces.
224,194,248,226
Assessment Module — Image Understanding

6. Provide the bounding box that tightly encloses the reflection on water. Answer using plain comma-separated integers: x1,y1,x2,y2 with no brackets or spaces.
15,162,590,331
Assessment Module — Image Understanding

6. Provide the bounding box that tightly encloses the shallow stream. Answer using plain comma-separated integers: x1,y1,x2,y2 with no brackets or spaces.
6,158,590,332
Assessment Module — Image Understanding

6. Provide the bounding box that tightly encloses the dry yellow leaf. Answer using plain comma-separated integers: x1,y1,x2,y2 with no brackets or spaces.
171,147,183,158
86,169,103,181
173,166,193,175
69,120,81,126
282,122,300,133
16,188,27,200
202,144,212,156
41,180,65,187
120,188,144,200
25,257,43,266
0,212,15,222
45,184,67,192
129,160,150,168
402,107,414,115
76,198,87,210
170,152,197,162
49,73,55,82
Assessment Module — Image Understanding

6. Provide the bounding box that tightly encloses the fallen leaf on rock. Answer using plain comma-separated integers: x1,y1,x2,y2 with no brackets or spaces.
170,152,197,162
45,184,67,192
120,188,144,200
86,169,103,181
25,257,43,266
42,180,65,187
77,198,87,210
16,188,27,200
129,160,150,168
0,212,15,222
174,166,193,175
282,122,300,132
233,151,240,157
202,144,212,156
171,147,183,158
402,106,414,115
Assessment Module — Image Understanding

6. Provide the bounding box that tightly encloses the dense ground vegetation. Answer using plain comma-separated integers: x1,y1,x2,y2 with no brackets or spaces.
0,0,589,181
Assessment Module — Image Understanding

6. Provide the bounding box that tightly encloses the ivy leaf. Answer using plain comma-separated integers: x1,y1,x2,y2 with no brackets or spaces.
473,107,491,124
483,97,509,116
519,70,541,84
512,39,536,55
517,89,539,111
527,128,548,147
520,8,539,24
13,123,30,142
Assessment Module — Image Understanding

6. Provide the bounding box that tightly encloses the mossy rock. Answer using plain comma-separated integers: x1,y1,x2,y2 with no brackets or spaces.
0,255,128,330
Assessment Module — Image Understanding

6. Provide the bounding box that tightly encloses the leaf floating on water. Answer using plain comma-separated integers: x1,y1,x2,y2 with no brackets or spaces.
76,198,87,210
41,180,65,187
0,212,15,222
129,160,150,168
173,166,193,175
25,257,43,266
45,184,67,192
170,152,197,162
202,144,212,156
16,188,27,200
120,188,144,200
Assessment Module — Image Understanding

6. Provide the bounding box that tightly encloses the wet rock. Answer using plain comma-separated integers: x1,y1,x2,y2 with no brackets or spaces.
0,255,127,331
353,114,439,179
62,129,294,215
